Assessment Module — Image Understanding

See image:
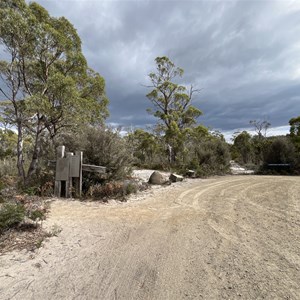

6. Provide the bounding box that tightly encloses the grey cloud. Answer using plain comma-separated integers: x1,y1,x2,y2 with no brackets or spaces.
22,0,300,135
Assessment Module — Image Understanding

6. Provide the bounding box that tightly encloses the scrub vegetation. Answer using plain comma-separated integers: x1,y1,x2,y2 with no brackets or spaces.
0,0,299,237
231,118,300,174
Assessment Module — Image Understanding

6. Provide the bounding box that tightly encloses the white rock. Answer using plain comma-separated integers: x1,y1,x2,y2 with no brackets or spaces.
169,173,184,182
149,171,169,185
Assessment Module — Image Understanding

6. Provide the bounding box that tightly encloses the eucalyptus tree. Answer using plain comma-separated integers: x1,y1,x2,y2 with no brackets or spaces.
0,0,108,181
232,131,253,164
249,119,271,138
0,0,29,178
146,56,202,164
289,116,300,152
126,129,163,168
289,116,300,137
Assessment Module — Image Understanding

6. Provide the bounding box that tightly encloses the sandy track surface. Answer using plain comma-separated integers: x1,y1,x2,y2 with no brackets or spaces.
1,175,300,300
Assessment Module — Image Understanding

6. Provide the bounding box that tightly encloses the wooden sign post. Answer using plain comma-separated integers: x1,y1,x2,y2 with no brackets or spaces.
54,146,83,198
53,146,106,198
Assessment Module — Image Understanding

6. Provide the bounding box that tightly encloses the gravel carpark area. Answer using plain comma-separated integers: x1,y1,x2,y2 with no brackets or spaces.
0,175,299,299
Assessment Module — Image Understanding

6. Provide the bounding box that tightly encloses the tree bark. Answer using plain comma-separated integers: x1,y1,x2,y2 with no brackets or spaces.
26,121,42,181
16,120,25,182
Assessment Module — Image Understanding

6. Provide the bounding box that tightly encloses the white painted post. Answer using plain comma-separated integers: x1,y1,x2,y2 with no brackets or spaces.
54,146,65,197
75,151,83,197
66,152,74,198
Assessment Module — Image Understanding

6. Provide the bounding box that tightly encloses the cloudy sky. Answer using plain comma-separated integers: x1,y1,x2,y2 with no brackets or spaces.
30,0,300,138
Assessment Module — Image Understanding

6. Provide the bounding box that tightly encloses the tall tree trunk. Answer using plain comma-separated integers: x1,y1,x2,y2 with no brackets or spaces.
16,120,25,182
26,123,42,181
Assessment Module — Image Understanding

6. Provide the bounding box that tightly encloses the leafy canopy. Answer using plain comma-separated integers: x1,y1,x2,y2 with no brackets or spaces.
145,56,204,165
0,0,109,137
0,0,109,180
147,56,202,133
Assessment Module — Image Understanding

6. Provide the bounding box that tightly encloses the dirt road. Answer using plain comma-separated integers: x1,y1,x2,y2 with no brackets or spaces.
1,175,300,299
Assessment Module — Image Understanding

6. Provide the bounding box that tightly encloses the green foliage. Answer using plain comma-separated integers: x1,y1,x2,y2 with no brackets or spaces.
146,56,202,164
86,180,142,201
35,238,44,249
27,208,46,222
231,119,274,167
289,116,300,137
0,203,25,233
0,195,48,234
289,116,300,152
19,168,55,197
126,129,167,169
0,0,109,181
231,119,300,174
231,118,300,174
183,128,230,176
128,124,230,177
0,129,17,159
82,127,131,181
231,130,269,166
125,182,138,195
231,131,253,164
263,137,297,165
22,185,39,196
256,136,300,175
57,126,132,184
0,157,18,177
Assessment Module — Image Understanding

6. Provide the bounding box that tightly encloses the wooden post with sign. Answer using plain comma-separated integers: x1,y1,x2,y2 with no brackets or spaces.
53,146,105,198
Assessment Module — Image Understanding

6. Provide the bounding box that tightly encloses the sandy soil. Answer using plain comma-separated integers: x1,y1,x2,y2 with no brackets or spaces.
0,175,300,300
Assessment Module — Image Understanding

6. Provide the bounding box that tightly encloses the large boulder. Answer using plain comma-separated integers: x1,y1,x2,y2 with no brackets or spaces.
169,173,184,182
148,171,169,185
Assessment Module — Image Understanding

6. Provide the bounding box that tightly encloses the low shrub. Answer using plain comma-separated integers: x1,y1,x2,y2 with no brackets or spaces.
86,179,148,201
0,175,16,190
124,181,138,195
25,202,48,223
0,203,26,233
0,196,49,234
22,186,39,196
21,170,55,197
87,181,127,201
0,158,18,177
57,126,133,183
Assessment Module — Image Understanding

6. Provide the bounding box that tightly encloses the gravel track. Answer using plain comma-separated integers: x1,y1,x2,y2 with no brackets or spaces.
0,175,299,299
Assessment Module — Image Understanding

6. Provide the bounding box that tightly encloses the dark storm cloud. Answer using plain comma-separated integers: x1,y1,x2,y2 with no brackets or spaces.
27,0,300,135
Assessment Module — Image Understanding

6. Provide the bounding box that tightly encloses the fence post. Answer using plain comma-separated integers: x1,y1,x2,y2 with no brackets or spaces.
54,146,65,197
74,151,83,197
66,152,74,198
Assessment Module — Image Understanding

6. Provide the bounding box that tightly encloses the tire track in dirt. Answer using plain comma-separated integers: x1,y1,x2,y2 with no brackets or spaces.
0,176,300,299
174,176,300,299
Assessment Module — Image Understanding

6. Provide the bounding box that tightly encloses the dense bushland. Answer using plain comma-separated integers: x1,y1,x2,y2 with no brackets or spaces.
231,119,300,175
127,126,231,176
1,1,299,213
0,0,108,183
56,126,133,194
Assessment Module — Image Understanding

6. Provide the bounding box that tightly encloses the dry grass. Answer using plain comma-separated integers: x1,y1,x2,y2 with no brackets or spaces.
0,224,50,254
